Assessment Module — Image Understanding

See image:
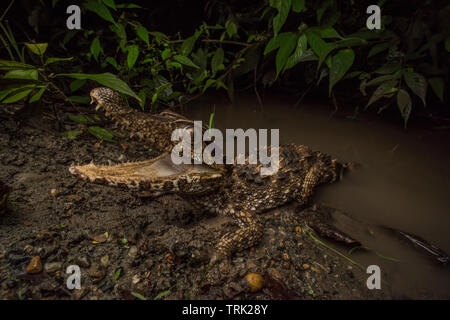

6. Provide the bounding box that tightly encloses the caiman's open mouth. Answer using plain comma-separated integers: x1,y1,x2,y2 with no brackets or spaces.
69,153,223,193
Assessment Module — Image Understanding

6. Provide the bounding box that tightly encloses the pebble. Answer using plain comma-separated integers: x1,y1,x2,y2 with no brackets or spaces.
44,261,62,273
100,255,109,267
128,246,138,258
26,256,43,274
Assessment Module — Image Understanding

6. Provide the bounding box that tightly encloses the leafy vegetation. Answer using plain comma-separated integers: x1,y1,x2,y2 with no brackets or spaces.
0,0,449,127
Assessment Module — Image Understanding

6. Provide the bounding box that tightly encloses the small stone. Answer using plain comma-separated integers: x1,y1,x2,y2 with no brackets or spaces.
24,244,33,254
302,263,310,270
128,246,138,258
100,255,109,267
132,274,140,284
50,189,59,196
44,262,62,273
26,256,43,274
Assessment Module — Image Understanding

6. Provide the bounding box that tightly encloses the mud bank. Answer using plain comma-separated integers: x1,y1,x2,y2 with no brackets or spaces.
0,110,393,300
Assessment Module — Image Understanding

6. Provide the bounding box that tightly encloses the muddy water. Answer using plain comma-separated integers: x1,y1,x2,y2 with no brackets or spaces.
184,92,450,299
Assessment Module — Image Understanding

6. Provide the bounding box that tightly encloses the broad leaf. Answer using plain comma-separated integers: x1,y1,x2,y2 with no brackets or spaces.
275,32,297,77
404,71,427,106
4,69,38,80
284,34,307,70
270,0,291,36
306,29,334,68
329,49,355,95
29,86,47,103
264,32,295,55
57,73,141,102
174,55,200,69
0,60,35,70
397,89,412,128
90,37,102,62
291,0,305,13
87,126,115,142
45,57,74,65
2,88,33,103
366,79,398,108
25,43,48,56
428,77,444,103
126,45,139,69
368,43,390,58
211,48,224,75
85,0,116,24
136,25,149,46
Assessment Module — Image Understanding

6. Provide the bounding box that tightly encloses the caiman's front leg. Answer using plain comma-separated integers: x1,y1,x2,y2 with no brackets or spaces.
210,208,263,264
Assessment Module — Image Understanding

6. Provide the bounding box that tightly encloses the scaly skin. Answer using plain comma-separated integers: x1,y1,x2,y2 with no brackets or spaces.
70,87,347,263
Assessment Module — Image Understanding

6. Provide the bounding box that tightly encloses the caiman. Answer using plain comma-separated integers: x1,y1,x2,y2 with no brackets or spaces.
69,87,350,263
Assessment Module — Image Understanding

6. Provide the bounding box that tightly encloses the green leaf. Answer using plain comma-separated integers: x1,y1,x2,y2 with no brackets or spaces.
154,289,171,300
270,0,291,36
63,130,83,140
291,0,305,13
368,43,390,58
70,79,87,92
105,57,120,70
29,86,47,103
161,48,171,60
374,61,402,75
116,3,141,8
318,27,341,39
113,268,122,281
136,25,149,46
397,89,412,128
45,57,74,65
4,69,38,80
173,55,200,69
25,43,48,56
0,85,36,101
181,36,197,56
211,48,224,75
329,49,355,95
149,31,169,43
366,79,398,108
428,77,444,103
87,126,115,142
202,79,216,93
57,73,141,103
131,292,147,300
103,0,116,10
225,20,238,38
365,72,401,87
2,88,33,103
275,32,297,77
403,71,427,106
335,38,367,48
68,96,91,104
90,37,102,62
126,45,139,69
138,89,146,110
284,34,307,70
85,0,116,24
306,29,334,68
0,60,35,70
264,32,295,55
